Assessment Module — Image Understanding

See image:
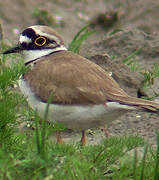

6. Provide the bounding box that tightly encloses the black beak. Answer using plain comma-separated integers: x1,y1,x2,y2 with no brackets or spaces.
3,44,22,54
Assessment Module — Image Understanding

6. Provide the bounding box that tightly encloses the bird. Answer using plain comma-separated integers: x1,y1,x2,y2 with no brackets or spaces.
3,25,159,145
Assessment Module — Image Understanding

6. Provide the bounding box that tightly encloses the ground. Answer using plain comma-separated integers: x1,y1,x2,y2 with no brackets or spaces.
1,0,159,145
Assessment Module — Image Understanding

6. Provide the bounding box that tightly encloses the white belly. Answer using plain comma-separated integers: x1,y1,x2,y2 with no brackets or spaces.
18,79,135,130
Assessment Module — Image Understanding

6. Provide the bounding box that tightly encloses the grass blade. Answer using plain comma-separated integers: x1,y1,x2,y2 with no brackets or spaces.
69,25,89,46
35,112,41,154
154,132,159,180
133,148,138,180
68,24,95,53
139,145,148,180
41,93,53,159
122,48,141,64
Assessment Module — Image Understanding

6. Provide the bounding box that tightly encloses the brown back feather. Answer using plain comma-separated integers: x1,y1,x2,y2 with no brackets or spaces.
23,51,159,112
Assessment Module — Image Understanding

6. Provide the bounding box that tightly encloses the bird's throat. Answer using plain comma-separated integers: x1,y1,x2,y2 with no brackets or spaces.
22,45,67,64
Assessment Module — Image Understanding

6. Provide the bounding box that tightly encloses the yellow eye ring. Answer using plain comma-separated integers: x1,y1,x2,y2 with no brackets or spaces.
34,36,47,46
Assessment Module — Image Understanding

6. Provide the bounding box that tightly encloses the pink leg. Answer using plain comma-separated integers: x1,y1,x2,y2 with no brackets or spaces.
56,131,63,144
80,130,86,145
101,127,109,138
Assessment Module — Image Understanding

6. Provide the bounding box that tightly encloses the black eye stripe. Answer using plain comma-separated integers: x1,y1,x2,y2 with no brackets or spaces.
21,42,28,48
49,40,57,44
21,28,58,45
21,28,58,50
22,28,37,40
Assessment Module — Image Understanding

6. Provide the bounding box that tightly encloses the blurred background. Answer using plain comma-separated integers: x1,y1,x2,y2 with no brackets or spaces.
1,0,159,45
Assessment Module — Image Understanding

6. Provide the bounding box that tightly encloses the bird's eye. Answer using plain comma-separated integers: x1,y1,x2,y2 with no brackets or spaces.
34,36,47,46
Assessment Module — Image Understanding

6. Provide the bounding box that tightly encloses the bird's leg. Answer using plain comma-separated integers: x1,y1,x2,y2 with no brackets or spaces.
101,126,109,138
56,131,63,144
80,130,86,145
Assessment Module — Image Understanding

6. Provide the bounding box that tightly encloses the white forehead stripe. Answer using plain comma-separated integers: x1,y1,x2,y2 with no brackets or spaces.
19,35,32,44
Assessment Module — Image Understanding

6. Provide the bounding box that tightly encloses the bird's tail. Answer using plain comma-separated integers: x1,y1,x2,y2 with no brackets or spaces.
114,96,159,112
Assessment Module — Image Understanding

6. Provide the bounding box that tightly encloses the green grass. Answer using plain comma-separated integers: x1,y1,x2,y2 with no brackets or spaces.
32,8,65,27
68,25,95,53
0,27,159,179
120,47,159,99
32,8,54,26
122,48,141,72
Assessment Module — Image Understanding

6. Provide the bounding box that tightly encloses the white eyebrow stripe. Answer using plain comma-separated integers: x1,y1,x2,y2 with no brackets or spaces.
19,35,32,44
30,27,60,43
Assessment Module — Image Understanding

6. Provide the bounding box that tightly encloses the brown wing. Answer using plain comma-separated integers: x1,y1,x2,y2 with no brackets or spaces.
23,51,128,105
23,51,159,111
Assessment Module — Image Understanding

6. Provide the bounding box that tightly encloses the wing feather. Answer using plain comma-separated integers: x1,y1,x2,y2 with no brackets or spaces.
23,51,159,111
